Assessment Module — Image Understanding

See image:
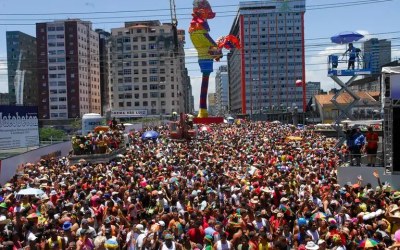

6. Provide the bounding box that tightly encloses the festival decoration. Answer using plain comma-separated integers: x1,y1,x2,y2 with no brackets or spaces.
296,79,303,87
189,0,241,118
358,238,379,248
311,212,327,221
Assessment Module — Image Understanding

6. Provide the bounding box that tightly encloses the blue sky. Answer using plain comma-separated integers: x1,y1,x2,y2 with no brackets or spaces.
0,0,399,109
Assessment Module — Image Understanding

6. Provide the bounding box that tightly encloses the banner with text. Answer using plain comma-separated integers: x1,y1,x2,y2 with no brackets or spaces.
0,105,39,150
111,109,148,118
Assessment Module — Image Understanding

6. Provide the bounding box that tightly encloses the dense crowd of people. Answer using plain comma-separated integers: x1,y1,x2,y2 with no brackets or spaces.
1,121,399,250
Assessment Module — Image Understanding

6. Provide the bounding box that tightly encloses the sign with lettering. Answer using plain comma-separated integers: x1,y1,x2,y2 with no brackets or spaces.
111,110,148,118
0,105,39,149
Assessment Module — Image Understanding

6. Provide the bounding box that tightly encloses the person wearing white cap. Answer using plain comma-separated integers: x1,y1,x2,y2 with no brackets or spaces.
126,224,146,250
305,241,319,250
318,239,327,250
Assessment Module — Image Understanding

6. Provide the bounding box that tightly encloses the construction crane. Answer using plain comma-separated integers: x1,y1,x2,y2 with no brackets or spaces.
169,0,179,54
14,50,26,105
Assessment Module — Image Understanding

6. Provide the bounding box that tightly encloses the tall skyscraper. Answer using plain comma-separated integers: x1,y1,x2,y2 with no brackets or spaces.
215,65,229,115
36,19,101,120
228,0,306,115
108,20,188,118
363,38,391,75
6,31,37,106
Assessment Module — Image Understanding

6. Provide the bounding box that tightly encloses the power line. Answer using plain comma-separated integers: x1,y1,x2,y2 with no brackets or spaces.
0,31,399,62
0,0,386,16
0,0,392,25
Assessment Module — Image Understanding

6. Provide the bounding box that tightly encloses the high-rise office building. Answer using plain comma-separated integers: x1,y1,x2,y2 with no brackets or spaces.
6,31,37,106
36,19,101,120
215,65,229,115
228,0,306,114
363,38,391,75
108,20,188,118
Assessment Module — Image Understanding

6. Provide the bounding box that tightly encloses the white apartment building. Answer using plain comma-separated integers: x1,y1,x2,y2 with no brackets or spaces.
108,21,187,118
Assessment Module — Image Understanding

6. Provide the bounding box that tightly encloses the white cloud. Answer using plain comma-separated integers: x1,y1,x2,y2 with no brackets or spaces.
306,44,345,91
392,49,400,60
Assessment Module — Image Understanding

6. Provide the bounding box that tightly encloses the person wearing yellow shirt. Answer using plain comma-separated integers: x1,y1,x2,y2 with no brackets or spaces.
258,231,271,250
44,229,66,250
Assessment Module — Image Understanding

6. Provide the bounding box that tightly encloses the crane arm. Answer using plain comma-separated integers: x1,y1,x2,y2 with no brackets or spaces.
169,0,179,53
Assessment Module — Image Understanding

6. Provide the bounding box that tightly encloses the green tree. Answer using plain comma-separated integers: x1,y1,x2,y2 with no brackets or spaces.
39,127,67,141
70,119,82,131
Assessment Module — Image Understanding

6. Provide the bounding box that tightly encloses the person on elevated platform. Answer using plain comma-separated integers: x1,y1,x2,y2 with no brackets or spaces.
343,43,361,70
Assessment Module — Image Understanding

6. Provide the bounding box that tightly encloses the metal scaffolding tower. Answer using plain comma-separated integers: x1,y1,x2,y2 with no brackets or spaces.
327,53,372,147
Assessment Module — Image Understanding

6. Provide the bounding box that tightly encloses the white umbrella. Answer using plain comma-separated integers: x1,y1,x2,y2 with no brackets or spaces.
17,188,44,196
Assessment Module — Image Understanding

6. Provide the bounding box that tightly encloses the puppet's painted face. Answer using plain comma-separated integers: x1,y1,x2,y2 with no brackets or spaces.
193,0,215,19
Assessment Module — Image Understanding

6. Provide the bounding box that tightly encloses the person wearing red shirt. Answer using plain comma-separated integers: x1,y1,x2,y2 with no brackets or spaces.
187,220,205,245
365,126,379,167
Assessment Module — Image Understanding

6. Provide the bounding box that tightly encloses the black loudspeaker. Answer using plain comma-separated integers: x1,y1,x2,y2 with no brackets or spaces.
393,108,400,172
385,76,391,98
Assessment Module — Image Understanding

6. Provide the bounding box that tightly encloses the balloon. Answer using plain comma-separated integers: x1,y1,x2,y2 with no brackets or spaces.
189,0,241,118
296,80,303,87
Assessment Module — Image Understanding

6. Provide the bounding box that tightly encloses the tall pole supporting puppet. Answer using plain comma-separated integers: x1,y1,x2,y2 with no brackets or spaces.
189,0,240,118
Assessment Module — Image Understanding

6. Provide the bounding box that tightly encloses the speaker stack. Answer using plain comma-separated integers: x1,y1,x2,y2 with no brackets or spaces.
383,73,400,173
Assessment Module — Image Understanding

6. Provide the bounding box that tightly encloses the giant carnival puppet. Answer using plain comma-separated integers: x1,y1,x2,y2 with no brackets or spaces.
189,0,241,118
